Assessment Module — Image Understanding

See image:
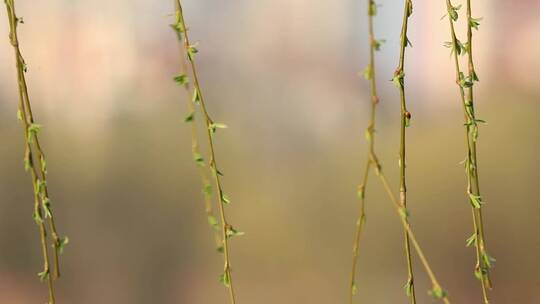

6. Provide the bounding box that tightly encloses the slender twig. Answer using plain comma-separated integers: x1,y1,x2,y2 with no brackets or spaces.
465,0,493,291
377,174,450,303
171,1,240,303
348,1,381,302
172,18,221,250
443,1,492,302
391,0,416,302
349,1,450,302
349,157,451,302
3,1,68,303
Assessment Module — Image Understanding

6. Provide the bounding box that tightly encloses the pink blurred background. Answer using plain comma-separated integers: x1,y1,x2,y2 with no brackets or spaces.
1,0,539,303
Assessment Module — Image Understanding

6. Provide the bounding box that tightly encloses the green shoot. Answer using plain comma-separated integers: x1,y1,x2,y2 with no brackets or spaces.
3,1,68,303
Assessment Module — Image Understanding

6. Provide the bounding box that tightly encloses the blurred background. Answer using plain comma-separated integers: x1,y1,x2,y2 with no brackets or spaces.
0,0,539,303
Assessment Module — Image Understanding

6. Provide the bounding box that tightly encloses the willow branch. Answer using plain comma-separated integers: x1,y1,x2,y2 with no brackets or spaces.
3,1,68,303
377,173,450,303
172,1,240,303
349,1,450,302
443,1,492,302
172,18,222,250
392,0,417,302
348,1,381,302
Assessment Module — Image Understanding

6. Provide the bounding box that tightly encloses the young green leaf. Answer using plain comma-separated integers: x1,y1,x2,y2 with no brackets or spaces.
443,41,453,49
474,267,487,280
33,209,43,224
462,41,471,54
203,183,212,196
481,252,496,269
56,236,69,254
193,152,205,167
213,123,228,129
363,64,373,80
468,193,483,209
35,180,46,196
171,11,185,34
455,38,465,56
184,111,195,123
372,39,385,51
404,279,414,297
42,198,52,218
40,155,47,174
392,70,405,89
357,184,365,199
207,215,219,229
210,164,224,177
465,233,477,247
27,123,41,143
219,271,231,287
459,75,473,88
187,44,198,61
428,286,448,299
474,119,486,124
192,88,201,104
37,269,49,282
225,225,244,238
472,70,479,82
24,155,32,172
221,194,231,205
209,122,228,134
173,74,189,85
447,4,462,21
405,36,412,48
469,17,482,30
28,123,42,134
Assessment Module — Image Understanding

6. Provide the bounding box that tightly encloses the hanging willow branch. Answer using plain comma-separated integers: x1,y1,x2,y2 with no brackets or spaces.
349,1,450,303
3,1,68,303
391,0,417,302
171,1,241,303
377,174,451,303
349,0,384,302
443,1,493,302
171,10,222,251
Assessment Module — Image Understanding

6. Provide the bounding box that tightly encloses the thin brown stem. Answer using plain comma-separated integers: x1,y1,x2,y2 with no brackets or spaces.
174,24,222,250
4,0,66,302
173,1,238,303
465,0,492,296
443,1,492,301
349,1,450,302
348,0,380,302
349,160,370,303
394,0,416,302
377,173,451,304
